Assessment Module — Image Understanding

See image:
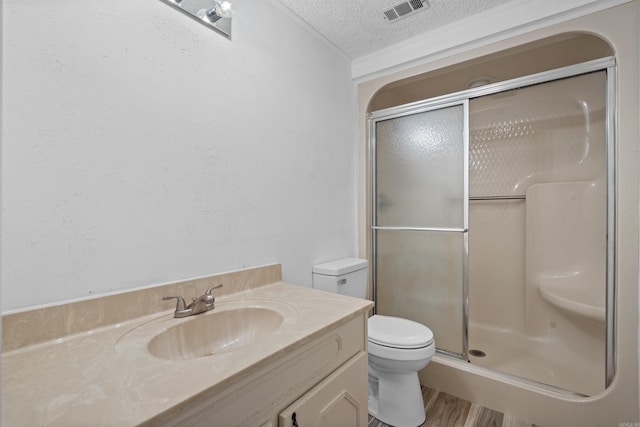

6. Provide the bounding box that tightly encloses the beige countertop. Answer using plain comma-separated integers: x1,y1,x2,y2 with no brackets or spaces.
2,281,372,426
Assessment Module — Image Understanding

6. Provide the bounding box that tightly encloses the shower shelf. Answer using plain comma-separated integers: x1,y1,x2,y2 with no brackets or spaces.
538,276,605,322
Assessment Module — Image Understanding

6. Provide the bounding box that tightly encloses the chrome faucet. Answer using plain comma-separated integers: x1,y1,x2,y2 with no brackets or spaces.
162,284,223,318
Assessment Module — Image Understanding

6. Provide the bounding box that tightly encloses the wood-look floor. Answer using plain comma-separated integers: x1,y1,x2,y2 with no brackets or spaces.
368,386,537,427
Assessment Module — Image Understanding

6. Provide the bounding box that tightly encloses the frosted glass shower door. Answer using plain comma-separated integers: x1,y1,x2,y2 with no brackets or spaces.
372,102,467,356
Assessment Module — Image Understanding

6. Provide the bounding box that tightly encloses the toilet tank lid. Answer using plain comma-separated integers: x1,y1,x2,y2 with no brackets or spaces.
313,258,368,275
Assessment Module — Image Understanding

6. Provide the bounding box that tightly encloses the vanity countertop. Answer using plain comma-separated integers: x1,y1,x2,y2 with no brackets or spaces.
2,282,372,426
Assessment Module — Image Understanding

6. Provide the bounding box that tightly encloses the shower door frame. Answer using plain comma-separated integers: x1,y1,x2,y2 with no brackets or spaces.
369,56,617,389
370,99,470,359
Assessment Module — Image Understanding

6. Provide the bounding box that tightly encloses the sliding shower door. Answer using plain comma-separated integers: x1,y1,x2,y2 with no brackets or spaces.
371,101,468,356
466,71,610,396
369,58,615,395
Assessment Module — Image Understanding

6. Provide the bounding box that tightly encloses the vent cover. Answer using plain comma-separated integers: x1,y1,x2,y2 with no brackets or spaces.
383,0,429,22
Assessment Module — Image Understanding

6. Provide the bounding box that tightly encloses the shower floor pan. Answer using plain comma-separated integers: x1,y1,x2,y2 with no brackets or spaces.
467,324,604,396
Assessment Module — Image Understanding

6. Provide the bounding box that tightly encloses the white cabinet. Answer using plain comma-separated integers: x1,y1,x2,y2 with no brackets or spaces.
278,352,368,427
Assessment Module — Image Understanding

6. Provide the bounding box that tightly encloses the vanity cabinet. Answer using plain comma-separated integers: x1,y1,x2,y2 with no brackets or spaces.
278,352,368,427
149,313,369,427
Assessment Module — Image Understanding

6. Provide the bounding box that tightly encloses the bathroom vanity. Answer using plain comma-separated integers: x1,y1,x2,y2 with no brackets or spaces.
2,265,373,426
148,310,369,427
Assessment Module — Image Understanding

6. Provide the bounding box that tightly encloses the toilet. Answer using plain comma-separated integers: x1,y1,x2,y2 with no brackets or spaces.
312,258,435,427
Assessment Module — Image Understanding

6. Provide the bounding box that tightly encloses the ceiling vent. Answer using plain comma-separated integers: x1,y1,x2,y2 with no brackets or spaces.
383,0,429,22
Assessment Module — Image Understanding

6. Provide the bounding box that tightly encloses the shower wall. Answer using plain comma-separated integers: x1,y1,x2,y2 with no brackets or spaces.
467,71,607,395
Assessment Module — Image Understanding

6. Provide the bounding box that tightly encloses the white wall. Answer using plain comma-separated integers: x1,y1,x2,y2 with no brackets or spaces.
1,0,356,311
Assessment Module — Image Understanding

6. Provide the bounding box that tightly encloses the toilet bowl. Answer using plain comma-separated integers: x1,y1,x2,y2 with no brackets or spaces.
311,259,436,427
368,314,435,427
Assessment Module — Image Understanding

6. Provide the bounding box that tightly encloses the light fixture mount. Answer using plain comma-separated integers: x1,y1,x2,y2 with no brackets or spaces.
160,0,232,39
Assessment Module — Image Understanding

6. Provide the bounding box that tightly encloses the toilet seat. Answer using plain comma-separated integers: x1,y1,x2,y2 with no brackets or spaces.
368,338,435,362
368,315,434,349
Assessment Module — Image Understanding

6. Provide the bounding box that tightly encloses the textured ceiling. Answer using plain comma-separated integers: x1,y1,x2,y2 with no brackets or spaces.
275,0,515,59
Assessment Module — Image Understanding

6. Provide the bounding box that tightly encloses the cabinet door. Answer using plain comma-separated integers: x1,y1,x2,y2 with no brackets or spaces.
278,352,368,427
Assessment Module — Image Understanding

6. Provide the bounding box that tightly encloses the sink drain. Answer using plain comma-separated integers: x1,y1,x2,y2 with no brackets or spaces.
469,349,486,357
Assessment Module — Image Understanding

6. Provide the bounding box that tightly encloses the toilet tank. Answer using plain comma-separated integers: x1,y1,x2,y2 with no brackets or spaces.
312,258,369,299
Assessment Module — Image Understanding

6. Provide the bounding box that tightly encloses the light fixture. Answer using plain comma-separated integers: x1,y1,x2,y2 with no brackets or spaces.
159,0,233,39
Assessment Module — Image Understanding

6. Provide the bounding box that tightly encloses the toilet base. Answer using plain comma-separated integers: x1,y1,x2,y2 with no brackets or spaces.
368,366,426,427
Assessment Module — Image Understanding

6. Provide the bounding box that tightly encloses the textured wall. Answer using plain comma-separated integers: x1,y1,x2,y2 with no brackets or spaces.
2,0,356,311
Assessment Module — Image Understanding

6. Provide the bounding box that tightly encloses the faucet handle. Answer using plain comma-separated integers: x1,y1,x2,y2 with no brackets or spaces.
203,284,223,309
162,296,191,318
205,284,223,296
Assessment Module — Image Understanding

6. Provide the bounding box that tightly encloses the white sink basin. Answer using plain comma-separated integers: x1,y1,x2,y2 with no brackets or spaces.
115,299,298,361
148,307,284,360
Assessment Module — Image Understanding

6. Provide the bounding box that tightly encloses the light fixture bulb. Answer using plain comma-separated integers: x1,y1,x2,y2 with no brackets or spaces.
204,0,232,21
198,0,231,22
213,0,232,18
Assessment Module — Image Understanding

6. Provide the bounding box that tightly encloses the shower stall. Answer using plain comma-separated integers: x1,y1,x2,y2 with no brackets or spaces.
369,58,614,396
